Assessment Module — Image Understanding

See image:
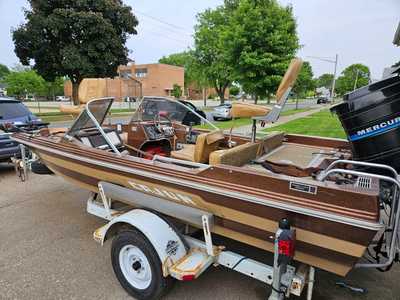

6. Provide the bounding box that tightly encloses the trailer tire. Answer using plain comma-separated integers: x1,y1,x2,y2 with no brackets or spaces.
111,229,173,300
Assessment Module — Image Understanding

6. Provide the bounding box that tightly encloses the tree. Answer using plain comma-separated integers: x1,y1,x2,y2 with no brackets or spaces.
193,6,234,103
335,64,370,96
316,73,334,89
3,69,46,98
293,61,315,98
171,84,182,98
42,77,65,100
225,0,299,103
0,64,10,79
393,61,400,68
229,85,240,96
159,51,206,90
12,0,138,105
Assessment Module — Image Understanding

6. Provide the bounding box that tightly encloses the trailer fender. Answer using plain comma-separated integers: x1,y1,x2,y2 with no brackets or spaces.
94,209,187,273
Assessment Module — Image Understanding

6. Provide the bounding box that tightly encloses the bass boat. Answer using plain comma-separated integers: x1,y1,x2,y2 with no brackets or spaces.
11,61,400,279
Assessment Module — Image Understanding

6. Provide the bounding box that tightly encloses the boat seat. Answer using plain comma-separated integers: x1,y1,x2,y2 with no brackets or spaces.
170,130,224,163
209,142,260,166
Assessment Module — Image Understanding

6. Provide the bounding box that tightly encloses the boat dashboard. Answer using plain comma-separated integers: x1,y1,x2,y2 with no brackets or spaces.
75,127,124,151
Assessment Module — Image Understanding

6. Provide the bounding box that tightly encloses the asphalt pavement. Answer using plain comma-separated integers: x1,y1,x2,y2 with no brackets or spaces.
0,164,399,299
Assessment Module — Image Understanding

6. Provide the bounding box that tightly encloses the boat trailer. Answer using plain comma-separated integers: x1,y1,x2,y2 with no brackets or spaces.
87,180,313,300
13,145,400,299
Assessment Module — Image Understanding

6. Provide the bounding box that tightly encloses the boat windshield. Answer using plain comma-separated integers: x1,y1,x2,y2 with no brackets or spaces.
131,97,217,129
67,97,114,137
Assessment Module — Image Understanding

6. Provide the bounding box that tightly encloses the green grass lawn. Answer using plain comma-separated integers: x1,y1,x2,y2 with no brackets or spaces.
263,110,346,139
280,107,312,116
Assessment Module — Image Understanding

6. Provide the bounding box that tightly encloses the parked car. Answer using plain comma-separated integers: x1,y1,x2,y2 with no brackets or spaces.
317,96,330,104
55,95,70,102
24,94,35,101
212,103,232,121
0,97,46,162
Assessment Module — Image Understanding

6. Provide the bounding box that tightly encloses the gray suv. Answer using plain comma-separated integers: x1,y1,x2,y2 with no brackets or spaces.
0,97,45,162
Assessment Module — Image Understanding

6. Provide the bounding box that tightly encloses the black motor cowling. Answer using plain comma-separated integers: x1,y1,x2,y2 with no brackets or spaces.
331,69,400,172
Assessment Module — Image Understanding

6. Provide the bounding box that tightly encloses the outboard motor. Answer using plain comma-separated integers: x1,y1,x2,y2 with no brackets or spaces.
331,68,400,172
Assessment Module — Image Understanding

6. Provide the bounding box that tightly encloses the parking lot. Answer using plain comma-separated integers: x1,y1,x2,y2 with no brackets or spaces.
1,163,399,300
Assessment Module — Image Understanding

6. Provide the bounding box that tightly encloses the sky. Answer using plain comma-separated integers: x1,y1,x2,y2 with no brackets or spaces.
0,0,399,80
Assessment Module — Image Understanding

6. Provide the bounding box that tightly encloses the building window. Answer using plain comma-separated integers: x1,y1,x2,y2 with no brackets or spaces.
119,69,132,78
135,68,148,78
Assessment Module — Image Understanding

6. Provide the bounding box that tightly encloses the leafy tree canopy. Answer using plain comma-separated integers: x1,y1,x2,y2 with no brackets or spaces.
225,0,299,102
193,6,234,102
159,51,207,89
171,83,183,98
229,85,240,96
336,63,370,96
293,61,315,98
12,0,138,104
4,69,65,99
0,64,10,79
3,69,45,98
316,73,334,89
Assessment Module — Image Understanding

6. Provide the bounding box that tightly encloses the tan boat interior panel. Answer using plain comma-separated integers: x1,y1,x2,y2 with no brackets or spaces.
171,130,225,163
209,132,287,167
209,142,261,166
259,132,285,154
263,144,325,169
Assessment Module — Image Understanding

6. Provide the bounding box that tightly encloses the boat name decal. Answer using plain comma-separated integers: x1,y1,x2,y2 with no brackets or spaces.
349,116,400,141
290,182,317,195
128,181,198,206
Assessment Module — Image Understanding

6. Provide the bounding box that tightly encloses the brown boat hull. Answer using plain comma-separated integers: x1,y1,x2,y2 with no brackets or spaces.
14,134,382,276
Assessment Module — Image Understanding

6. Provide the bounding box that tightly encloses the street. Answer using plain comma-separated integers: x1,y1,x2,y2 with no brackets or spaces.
0,163,399,299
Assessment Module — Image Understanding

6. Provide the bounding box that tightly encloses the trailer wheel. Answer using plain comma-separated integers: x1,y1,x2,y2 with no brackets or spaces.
111,229,173,300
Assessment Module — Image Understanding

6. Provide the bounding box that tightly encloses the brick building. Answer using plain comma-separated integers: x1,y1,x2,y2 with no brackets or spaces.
118,63,184,97
64,63,185,101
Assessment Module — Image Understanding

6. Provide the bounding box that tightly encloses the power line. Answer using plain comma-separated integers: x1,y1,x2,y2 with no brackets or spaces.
135,10,193,36
138,28,192,47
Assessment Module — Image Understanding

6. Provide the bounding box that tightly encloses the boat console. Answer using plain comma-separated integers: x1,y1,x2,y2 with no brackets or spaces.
142,123,175,140
76,128,124,151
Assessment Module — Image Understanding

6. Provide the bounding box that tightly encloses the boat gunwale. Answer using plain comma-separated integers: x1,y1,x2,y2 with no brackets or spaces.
13,133,383,232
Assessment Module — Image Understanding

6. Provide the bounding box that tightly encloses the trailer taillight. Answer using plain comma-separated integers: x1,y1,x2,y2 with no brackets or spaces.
277,218,296,264
182,274,195,281
278,238,295,258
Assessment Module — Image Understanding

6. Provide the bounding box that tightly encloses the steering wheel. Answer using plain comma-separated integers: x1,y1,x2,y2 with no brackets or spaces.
153,111,174,134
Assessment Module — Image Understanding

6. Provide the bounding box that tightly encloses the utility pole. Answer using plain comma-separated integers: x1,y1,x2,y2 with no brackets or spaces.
307,54,338,102
331,54,338,102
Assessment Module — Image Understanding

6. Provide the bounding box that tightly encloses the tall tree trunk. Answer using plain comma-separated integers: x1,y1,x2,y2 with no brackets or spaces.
218,89,225,104
215,85,225,104
254,94,258,104
72,81,80,105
